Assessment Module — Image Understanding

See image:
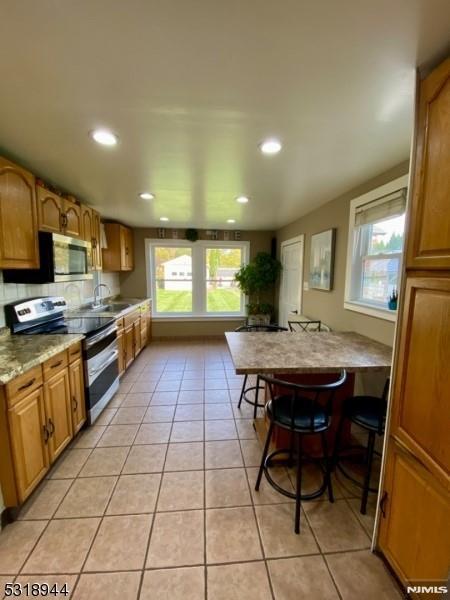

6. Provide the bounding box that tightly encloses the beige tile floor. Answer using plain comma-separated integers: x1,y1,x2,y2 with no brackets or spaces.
0,341,403,599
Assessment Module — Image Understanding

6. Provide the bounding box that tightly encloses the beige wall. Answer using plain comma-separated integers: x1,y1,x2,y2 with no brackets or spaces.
276,161,410,347
120,228,274,337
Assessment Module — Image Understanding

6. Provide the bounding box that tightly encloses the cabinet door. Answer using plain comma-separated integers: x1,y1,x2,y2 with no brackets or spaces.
406,58,450,270
44,369,73,463
134,320,142,356
140,322,148,348
92,209,103,270
379,441,450,591
124,325,134,369
117,331,125,376
8,387,49,503
0,157,39,269
81,205,93,243
37,187,63,233
125,227,134,269
63,198,82,238
69,358,86,435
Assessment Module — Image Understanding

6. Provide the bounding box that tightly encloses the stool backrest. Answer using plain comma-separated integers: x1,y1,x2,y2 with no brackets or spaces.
288,320,322,332
235,324,288,332
259,370,347,432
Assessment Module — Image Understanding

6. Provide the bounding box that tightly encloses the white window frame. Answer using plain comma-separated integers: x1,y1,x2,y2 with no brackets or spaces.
344,175,408,322
145,238,250,320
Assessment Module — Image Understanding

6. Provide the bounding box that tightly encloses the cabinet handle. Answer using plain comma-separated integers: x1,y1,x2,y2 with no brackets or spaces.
72,396,78,411
50,360,63,369
70,349,80,356
379,490,388,518
43,424,50,443
92,237,97,249
18,377,36,391
48,419,55,436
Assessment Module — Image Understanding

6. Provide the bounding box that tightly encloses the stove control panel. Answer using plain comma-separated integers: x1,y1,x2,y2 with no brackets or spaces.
5,296,67,325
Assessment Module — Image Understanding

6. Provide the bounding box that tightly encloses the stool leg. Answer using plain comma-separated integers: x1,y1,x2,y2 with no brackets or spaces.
321,431,334,503
294,433,303,534
255,422,274,491
332,412,346,470
237,375,248,409
253,375,260,420
361,431,376,514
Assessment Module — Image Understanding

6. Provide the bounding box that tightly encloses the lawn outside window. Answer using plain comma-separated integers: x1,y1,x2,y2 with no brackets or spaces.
344,175,409,322
146,239,250,318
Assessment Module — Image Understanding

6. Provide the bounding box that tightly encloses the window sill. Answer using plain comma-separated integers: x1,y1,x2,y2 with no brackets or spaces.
152,315,247,322
344,300,398,322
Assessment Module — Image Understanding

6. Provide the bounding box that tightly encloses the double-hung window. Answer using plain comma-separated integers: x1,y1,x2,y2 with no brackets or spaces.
344,175,408,321
147,239,249,318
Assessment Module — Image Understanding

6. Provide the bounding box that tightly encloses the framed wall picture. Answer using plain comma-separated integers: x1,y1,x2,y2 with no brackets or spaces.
309,228,336,291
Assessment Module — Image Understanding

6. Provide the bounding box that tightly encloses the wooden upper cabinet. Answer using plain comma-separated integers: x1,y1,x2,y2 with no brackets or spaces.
37,186,64,233
37,188,82,238
406,58,450,269
82,204,93,242
102,222,134,271
64,196,82,238
92,209,103,270
0,156,39,269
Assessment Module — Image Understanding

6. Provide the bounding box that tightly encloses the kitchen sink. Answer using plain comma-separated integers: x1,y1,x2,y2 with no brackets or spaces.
85,302,131,312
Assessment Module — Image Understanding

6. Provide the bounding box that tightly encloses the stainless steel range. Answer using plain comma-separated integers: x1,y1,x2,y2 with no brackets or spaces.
4,296,119,424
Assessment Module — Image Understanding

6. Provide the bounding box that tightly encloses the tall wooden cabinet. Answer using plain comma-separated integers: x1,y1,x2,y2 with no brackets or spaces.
378,58,450,595
0,157,39,269
81,205,102,270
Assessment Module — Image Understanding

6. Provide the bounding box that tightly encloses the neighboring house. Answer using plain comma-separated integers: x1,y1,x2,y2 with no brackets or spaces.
161,255,237,290
162,255,193,290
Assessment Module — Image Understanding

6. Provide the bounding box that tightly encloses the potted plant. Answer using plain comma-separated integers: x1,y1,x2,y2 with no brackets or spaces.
388,289,398,310
235,252,282,325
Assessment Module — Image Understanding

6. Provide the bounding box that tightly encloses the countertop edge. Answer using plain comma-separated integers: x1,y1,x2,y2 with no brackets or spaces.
0,333,85,385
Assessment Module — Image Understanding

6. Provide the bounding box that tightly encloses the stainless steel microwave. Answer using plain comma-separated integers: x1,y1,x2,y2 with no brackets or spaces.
3,231,93,284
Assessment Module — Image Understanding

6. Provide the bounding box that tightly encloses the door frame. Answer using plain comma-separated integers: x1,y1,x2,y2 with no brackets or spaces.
279,235,305,328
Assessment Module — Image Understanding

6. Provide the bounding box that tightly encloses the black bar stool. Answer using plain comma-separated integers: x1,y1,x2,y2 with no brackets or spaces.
235,324,288,419
333,379,389,514
255,370,347,533
288,320,322,332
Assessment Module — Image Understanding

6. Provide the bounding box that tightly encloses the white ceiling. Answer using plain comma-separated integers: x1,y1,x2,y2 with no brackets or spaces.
0,1,449,230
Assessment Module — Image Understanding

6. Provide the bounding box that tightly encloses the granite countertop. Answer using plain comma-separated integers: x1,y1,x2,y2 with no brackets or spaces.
67,296,151,319
0,332,85,385
225,331,392,374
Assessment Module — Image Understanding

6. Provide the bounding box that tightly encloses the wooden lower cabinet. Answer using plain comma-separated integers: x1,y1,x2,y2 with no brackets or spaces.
8,387,49,503
44,369,73,463
117,329,125,376
379,440,450,588
124,324,135,370
69,358,86,435
134,320,142,356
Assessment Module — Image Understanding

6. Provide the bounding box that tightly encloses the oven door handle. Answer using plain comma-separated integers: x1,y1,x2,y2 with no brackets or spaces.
88,348,119,378
85,323,117,348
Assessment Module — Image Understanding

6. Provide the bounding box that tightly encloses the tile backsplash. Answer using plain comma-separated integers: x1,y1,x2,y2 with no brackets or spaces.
0,271,120,328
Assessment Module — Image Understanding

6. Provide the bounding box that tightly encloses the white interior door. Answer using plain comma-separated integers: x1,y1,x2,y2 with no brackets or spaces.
279,236,304,328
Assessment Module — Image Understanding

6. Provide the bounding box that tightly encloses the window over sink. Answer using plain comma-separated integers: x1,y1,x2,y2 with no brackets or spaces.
344,175,408,321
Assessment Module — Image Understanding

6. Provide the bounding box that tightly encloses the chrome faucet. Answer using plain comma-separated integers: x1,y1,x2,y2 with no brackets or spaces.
93,283,111,307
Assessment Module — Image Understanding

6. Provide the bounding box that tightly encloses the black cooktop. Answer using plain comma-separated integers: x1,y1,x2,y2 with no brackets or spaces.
22,316,115,337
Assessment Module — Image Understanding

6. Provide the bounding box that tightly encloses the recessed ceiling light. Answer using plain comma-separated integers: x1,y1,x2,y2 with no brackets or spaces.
236,196,249,204
139,192,154,200
227,219,236,224
90,129,118,146
260,138,282,155
160,217,169,222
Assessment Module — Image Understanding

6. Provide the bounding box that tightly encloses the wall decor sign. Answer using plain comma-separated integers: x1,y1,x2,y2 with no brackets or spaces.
309,228,335,291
